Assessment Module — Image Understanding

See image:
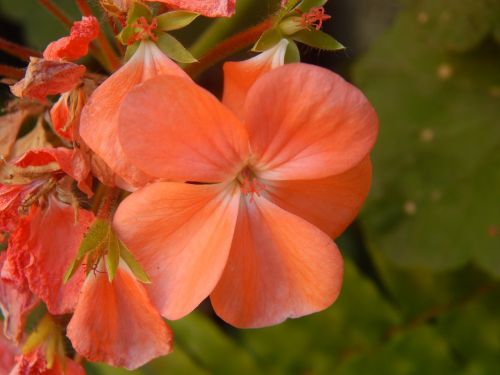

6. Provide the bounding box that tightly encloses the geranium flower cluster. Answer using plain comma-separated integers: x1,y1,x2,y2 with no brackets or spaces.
0,0,378,373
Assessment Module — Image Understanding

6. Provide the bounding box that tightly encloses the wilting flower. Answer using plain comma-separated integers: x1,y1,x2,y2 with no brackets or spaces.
10,16,99,103
0,327,19,373
145,0,236,17
80,40,190,189
5,315,86,375
114,63,378,327
43,16,100,62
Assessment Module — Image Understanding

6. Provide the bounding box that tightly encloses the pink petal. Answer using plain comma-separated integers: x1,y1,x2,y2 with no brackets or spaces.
0,252,38,344
119,75,248,182
244,63,378,180
80,41,188,189
22,197,94,315
67,268,172,370
211,195,343,328
114,181,240,319
0,329,18,374
264,157,372,238
223,39,288,118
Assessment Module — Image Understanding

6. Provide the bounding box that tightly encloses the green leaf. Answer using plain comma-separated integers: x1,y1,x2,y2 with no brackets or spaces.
63,219,109,283
127,1,152,25
170,312,260,375
124,42,140,61
354,4,500,276
157,33,197,63
0,0,80,50
105,233,120,282
156,11,200,31
297,0,328,12
253,28,283,52
436,289,500,374
77,219,109,257
63,257,84,285
284,40,300,63
119,242,150,284
292,29,345,50
416,0,492,52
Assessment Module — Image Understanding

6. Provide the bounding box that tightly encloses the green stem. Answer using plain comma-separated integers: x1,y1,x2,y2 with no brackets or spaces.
186,18,274,78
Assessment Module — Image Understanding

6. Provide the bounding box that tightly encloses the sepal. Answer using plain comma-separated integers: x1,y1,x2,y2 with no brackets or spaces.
156,11,200,31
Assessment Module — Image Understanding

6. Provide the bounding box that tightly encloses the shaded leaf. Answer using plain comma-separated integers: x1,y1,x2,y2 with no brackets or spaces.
157,33,197,63
292,29,344,50
156,11,200,32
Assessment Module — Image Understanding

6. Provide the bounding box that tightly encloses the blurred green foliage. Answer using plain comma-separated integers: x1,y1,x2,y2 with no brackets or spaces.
1,0,499,374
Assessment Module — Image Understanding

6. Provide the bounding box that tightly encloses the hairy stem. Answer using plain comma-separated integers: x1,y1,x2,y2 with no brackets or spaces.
0,64,24,79
0,37,41,61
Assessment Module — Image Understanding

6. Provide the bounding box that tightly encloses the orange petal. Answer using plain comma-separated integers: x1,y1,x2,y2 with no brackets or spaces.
0,329,18,373
264,157,372,238
145,0,235,17
67,268,172,370
23,197,94,315
43,16,100,61
211,196,343,328
223,39,288,118
10,58,86,102
14,148,92,197
113,181,240,319
49,93,73,141
0,252,38,344
0,184,28,232
119,75,248,182
245,63,378,180
80,41,188,189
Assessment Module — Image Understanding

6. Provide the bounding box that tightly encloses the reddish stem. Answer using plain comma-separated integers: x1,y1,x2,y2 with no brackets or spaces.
186,18,274,78
0,64,24,79
36,0,73,28
76,0,121,71
96,187,121,219
0,37,41,61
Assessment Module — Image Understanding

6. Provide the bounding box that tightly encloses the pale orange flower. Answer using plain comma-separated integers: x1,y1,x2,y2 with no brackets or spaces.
223,39,289,118
114,63,378,327
80,41,190,189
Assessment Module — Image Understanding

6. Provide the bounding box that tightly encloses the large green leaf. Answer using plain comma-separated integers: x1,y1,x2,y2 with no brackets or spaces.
354,2,500,276
170,312,261,374
0,0,80,50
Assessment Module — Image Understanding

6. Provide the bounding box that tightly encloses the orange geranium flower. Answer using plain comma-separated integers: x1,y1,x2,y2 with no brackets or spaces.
114,63,378,328
80,41,189,189
145,0,236,17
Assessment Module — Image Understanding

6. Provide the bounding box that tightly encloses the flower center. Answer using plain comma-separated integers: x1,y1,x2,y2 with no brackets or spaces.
127,16,158,45
300,7,331,30
237,168,266,202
